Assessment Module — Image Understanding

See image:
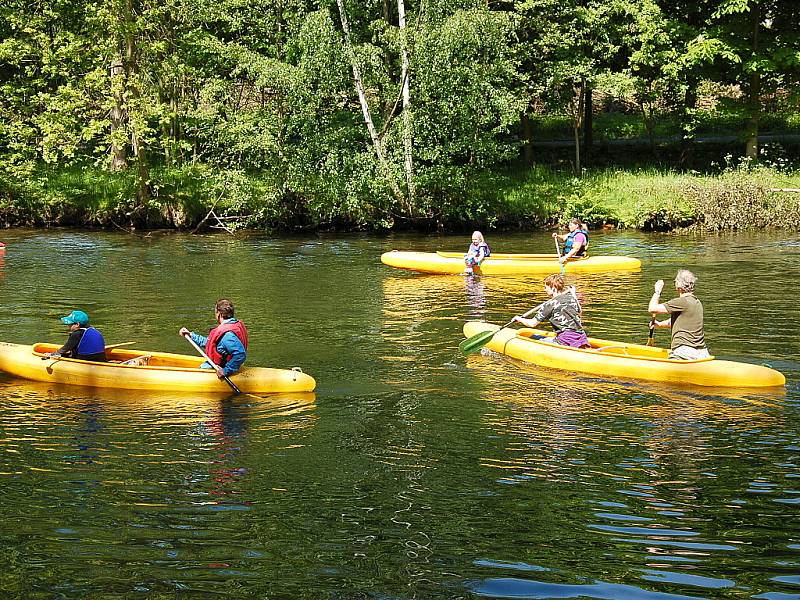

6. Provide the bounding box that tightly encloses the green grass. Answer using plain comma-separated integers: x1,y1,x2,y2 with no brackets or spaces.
531,108,800,141
485,163,800,231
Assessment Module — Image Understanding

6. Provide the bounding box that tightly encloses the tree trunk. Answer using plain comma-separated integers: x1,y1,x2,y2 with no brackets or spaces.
745,2,760,160
335,0,409,213
679,80,698,166
572,80,585,176
583,85,592,167
521,111,534,166
109,56,127,171
398,0,414,206
124,0,149,208
638,99,656,156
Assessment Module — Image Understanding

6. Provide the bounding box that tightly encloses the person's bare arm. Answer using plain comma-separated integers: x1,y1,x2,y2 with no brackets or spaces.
648,279,669,314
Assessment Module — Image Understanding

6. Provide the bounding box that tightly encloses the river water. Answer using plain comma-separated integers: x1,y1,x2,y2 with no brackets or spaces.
0,229,798,599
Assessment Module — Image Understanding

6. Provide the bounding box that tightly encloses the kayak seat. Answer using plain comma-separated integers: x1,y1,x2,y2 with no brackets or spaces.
596,345,630,355
120,355,151,366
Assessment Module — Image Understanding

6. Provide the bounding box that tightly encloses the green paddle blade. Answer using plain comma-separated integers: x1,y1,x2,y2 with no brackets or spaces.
459,329,496,355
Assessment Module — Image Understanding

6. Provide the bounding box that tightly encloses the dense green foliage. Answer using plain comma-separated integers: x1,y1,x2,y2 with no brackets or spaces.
1,0,799,231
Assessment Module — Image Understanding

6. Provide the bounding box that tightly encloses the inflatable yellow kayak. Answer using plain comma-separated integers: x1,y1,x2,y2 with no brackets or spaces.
0,342,316,393
381,251,641,275
463,322,785,388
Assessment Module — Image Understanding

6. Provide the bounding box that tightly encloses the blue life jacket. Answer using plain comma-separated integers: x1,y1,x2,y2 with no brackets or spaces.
564,230,588,256
76,327,106,356
470,242,490,257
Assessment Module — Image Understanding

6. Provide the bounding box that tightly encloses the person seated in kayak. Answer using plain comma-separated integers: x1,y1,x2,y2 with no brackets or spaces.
511,274,590,348
464,231,491,274
553,218,589,264
178,298,248,379
46,310,107,361
648,269,710,360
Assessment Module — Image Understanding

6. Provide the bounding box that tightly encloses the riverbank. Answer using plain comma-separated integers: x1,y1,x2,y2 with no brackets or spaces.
2,163,798,233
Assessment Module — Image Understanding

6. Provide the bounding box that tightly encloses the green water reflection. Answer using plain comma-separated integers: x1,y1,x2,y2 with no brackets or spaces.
0,229,798,598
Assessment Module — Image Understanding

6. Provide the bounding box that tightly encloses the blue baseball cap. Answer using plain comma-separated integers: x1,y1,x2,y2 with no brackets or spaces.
61,310,90,326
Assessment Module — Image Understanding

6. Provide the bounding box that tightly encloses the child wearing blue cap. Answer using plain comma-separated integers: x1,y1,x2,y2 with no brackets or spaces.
45,310,107,362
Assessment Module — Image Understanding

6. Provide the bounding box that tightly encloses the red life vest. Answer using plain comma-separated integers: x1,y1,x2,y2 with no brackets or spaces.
205,320,249,366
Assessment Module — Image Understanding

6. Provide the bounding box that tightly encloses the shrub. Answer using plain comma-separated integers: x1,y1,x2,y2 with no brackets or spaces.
682,164,800,231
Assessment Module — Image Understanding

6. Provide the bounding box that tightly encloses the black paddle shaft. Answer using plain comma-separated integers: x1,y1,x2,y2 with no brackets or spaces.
182,333,242,395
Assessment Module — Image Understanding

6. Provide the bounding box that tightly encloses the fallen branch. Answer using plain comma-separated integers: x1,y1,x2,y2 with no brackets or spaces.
209,211,236,234
768,188,800,193
191,192,223,234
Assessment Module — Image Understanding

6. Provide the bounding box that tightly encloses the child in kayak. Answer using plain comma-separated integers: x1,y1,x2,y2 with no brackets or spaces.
553,217,589,264
464,231,490,274
179,298,248,378
46,310,107,362
512,274,590,348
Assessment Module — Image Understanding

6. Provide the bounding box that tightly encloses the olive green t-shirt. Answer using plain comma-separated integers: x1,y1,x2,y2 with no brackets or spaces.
664,293,706,350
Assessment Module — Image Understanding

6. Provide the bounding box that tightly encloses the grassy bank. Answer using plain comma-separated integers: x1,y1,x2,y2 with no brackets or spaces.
532,108,800,141
489,164,800,231
1,162,799,233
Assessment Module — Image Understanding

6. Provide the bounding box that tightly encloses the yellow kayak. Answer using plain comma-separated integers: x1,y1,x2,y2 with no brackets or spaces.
0,342,316,393
463,322,785,388
381,251,641,275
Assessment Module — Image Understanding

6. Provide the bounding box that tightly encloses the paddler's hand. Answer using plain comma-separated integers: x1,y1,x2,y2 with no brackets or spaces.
215,366,225,379
178,327,191,337
558,255,567,264
654,279,664,294
551,232,558,238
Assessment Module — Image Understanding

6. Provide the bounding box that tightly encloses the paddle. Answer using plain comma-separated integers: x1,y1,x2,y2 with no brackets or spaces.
554,237,565,275
41,341,137,361
646,316,656,346
105,341,137,350
181,332,242,395
459,305,540,356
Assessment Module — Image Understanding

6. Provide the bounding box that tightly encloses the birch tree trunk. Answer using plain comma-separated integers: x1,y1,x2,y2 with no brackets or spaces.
335,0,409,213
121,0,150,207
398,0,415,206
572,80,585,176
745,2,760,160
109,56,128,171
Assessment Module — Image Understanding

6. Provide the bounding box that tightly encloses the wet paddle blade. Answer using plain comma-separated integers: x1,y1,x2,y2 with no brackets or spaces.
459,330,496,355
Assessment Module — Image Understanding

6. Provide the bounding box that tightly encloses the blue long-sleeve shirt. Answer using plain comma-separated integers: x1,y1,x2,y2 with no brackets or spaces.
189,318,247,376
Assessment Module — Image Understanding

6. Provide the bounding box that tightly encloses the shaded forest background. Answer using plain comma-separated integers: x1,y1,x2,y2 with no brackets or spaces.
1,0,798,231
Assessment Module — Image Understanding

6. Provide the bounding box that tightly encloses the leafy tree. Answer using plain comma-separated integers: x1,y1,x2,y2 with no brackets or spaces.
517,0,638,175
706,0,800,158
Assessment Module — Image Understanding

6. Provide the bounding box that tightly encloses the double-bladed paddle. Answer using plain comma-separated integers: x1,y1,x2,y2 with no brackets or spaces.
182,332,242,395
459,305,541,356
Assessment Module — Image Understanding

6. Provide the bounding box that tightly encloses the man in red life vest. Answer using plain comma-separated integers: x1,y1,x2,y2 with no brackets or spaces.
178,299,248,379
